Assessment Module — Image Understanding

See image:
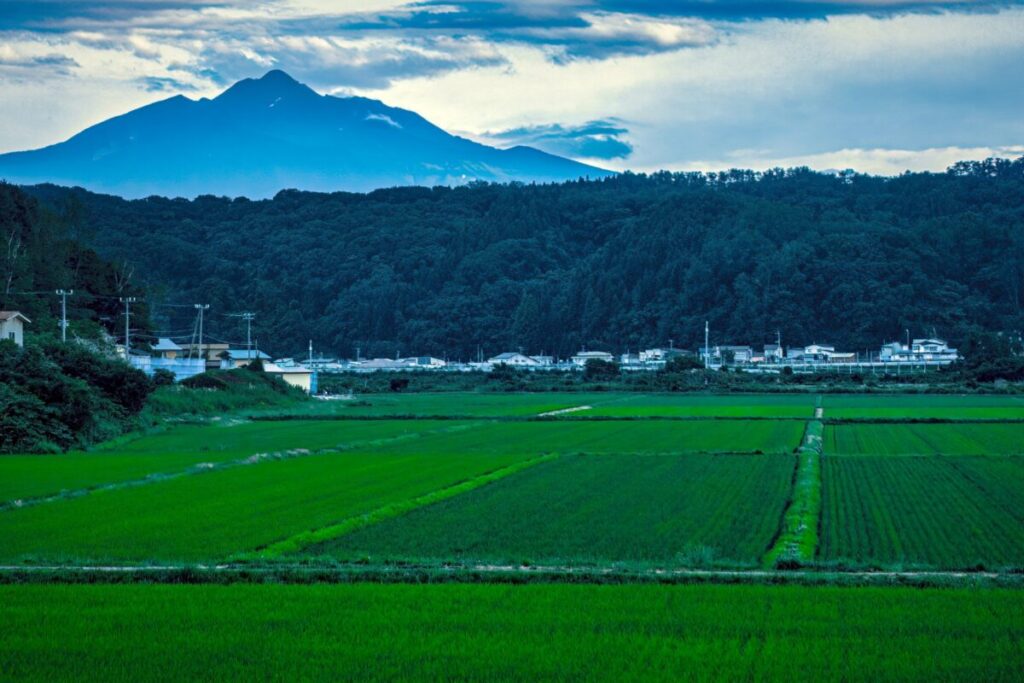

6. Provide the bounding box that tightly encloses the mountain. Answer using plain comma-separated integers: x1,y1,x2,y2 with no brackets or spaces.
0,70,611,198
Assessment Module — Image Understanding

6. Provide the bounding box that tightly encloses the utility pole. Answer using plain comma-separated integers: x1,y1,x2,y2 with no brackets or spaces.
194,304,209,363
309,339,313,367
120,296,137,360
704,321,709,369
56,289,73,342
241,312,255,358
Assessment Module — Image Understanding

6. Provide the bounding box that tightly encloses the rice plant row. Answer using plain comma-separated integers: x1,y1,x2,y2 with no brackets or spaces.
818,456,1024,569
823,422,1024,456
310,453,796,566
3,583,1022,682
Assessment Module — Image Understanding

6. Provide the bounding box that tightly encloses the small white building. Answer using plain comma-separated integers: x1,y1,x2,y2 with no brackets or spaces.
263,362,313,393
0,311,29,347
401,356,447,369
571,350,614,367
151,338,183,359
488,352,542,367
639,348,687,362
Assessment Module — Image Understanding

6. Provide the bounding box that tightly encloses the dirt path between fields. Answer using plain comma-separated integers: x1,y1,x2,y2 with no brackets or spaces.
538,406,592,417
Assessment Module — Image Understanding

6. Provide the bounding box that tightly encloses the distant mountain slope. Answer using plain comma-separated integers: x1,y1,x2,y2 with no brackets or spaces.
0,71,610,198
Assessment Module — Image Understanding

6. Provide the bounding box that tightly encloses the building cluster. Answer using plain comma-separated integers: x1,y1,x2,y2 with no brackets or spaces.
0,308,964,393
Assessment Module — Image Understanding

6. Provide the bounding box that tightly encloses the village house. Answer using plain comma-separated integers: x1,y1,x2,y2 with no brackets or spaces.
488,352,542,367
262,362,314,393
220,349,272,369
151,338,182,359
571,350,614,367
0,311,30,347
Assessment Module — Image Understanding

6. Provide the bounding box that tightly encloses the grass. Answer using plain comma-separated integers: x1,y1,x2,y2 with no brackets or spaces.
264,392,616,417
824,394,1024,420
309,453,795,566
2,583,1023,682
824,422,1024,455
0,419,464,504
818,456,1024,569
0,447,539,563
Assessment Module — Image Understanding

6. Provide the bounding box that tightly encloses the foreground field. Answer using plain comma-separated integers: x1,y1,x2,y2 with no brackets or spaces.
819,456,1024,568
2,583,1022,682
823,422,1024,456
313,453,794,565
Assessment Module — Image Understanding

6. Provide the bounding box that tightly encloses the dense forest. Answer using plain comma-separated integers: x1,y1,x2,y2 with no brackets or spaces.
0,184,153,452
22,157,1024,359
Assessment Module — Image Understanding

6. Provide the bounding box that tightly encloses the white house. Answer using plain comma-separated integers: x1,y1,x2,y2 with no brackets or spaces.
571,350,614,367
151,338,182,359
401,356,447,369
639,348,687,362
912,338,959,362
263,362,314,393
487,352,541,367
0,311,30,347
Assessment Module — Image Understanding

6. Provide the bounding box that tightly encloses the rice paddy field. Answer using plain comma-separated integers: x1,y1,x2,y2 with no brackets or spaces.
2,390,1023,680
824,422,1024,456
2,584,1022,683
315,453,795,565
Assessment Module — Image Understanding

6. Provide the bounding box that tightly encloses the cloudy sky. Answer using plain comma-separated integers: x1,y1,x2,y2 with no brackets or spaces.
1,0,1023,174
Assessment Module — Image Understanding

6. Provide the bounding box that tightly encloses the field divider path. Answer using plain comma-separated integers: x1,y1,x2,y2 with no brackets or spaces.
0,421,490,513
244,453,560,560
763,400,824,569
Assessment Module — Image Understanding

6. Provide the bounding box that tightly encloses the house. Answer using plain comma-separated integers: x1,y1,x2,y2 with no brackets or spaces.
350,358,407,372
531,355,555,366
220,349,272,369
571,350,614,367
0,311,30,347
911,338,959,362
402,356,447,369
151,338,182,359
763,344,783,362
639,348,687,362
263,362,313,393
716,345,753,364
488,352,542,367
802,344,835,362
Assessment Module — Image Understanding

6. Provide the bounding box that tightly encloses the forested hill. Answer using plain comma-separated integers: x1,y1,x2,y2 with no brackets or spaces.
23,157,1024,359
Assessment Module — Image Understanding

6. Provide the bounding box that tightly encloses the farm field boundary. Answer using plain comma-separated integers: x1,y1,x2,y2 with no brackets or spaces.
2,562,1023,589
764,419,823,568
251,414,813,422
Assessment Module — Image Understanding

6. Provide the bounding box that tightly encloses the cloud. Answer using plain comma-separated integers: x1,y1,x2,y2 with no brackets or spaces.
139,74,199,91
674,145,1024,175
486,118,633,159
366,112,402,127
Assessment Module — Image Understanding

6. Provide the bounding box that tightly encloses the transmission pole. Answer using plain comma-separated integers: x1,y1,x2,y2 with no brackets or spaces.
704,321,710,369
56,289,74,342
120,296,137,360
241,312,255,358
194,304,210,363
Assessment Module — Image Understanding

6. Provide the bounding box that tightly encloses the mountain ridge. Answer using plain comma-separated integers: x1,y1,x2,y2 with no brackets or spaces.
0,70,611,199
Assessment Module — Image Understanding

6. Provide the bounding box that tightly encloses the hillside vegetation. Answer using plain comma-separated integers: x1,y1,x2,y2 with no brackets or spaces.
25,157,1024,358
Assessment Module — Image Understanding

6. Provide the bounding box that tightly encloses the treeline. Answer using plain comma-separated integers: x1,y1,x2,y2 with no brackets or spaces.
0,184,156,452
22,156,1024,359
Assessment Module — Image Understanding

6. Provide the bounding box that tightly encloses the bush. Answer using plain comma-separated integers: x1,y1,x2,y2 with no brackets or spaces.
583,359,619,381
151,368,176,386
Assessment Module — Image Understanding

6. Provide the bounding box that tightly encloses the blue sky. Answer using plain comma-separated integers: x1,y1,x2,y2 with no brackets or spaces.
1,0,1022,173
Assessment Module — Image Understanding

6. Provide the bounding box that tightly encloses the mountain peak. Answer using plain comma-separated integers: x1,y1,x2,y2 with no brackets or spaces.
215,69,318,103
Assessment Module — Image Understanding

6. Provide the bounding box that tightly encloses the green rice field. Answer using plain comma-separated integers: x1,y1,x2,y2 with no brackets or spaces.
823,393,1024,419
0,447,536,562
2,391,1024,680
313,453,795,565
823,422,1024,456
819,456,1024,568
2,583,1021,682
0,420,462,503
